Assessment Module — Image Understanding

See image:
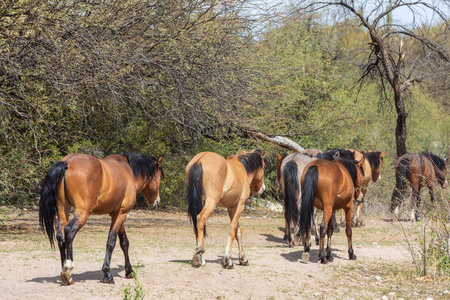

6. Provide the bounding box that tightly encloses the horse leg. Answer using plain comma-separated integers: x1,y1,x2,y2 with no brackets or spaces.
235,222,249,266
332,211,340,233
427,183,435,202
344,207,357,260
102,212,128,283
192,201,215,267
285,219,293,247
411,187,420,222
313,208,319,245
340,208,346,227
302,229,311,262
319,208,332,264
283,219,289,241
118,224,133,278
223,203,245,269
60,210,89,285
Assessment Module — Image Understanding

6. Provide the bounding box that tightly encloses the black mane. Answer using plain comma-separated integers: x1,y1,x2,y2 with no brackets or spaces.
238,150,264,174
422,152,446,172
336,158,360,184
364,151,382,169
316,149,354,161
123,153,163,180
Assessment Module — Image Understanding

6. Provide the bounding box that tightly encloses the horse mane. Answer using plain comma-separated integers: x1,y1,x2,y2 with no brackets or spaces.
123,153,163,180
237,150,264,174
422,152,446,172
316,149,353,161
336,158,359,184
364,151,382,169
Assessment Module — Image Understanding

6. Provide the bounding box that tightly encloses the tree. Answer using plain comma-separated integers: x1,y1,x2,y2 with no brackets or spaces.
293,0,449,156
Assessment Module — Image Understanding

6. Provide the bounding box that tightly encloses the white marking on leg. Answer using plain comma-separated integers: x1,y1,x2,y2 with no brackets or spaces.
394,206,399,216
258,183,266,195
410,209,415,222
153,197,160,207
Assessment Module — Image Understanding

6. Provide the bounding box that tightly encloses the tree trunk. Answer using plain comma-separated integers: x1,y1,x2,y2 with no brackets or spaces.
394,91,408,157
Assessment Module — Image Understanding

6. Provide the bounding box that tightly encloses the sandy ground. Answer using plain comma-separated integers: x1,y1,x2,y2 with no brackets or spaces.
0,208,449,299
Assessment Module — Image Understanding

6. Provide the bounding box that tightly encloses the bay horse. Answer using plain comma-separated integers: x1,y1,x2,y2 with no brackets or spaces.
276,153,319,247
39,153,164,285
390,152,447,221
341,149,386,226
186,149,266,269
296,156,365,263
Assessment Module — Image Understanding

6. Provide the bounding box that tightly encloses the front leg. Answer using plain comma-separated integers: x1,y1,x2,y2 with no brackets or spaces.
118,226,133,278
223,203,245,269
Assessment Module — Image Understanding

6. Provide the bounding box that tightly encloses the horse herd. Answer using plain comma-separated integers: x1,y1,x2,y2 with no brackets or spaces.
38,149,448,285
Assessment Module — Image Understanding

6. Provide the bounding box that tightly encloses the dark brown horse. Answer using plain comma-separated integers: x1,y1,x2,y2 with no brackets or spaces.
39,153,164,285
296,156,365,263
391,152,447,221
186,150,266,269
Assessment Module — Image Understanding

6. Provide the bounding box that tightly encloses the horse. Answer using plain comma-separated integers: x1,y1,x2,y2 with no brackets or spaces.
390,152,447,221
340,149,386,226
186,149,266,269
296,156,365,264
276,153,319,247
39,153,164,285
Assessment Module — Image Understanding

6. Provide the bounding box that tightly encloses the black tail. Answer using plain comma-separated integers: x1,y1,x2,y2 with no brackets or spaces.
391,158,410,211
298,166,318,240
283,161,300,227
39,161,67,249
187,163,204,236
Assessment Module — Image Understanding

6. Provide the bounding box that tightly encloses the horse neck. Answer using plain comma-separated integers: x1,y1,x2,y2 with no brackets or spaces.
134,177,150,193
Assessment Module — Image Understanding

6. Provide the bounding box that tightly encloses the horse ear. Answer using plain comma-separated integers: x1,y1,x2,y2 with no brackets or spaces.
260,150,266,160
380,151,386,158
358,156,365,167
276,153,283,161
351,151,356,159
156,156,164,167
333,151,340,160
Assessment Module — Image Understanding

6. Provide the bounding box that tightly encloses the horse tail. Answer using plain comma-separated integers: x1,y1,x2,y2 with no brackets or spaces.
283,161,300,228
391,158,410,211
39,161,68,249
298,165,318,240
187,162,204,236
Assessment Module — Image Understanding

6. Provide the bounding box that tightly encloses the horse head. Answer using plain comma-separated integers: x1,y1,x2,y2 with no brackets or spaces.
249,150,266,195
141,156,164,207
276,153,286,189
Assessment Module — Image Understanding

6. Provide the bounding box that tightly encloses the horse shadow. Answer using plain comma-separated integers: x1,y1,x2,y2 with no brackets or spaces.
260,233,285,245
26,266,123,285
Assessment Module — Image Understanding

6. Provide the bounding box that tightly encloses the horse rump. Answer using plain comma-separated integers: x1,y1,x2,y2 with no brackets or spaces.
186,162,204,236
39,161,68,249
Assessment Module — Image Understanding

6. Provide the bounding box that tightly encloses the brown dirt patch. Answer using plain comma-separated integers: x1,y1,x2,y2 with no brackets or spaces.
0,208,449,299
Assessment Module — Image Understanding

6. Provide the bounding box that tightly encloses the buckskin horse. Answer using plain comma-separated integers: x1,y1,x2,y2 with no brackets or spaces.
296,155,365,263
276,152,319,247
39,153,164,285
186,149,266,269
390,152,447,221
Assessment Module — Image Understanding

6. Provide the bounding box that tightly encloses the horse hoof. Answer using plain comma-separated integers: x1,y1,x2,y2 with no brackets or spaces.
239,259,249,266
223,262,234,269
283,233,288,241
301,252,310,262
60,272,74,285
192,253,205,267
102,276,115,284
349,254,357,260
320,258,328,264
125,271,134,279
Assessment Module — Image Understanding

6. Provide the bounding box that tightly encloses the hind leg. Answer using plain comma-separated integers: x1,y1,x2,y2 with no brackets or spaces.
319,208,332,264
192,201,216,267
60,210,90,285
354,190,366,226
326,217,334,261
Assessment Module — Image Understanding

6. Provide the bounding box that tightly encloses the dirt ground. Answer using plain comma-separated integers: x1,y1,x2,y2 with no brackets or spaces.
0,207,449,300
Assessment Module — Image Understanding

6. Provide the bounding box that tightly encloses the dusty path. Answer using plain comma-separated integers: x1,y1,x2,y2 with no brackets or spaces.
0,208,448,299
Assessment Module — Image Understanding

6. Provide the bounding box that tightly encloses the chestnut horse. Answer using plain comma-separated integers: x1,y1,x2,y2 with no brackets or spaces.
296,156,365,264
39,153,163,285
341,149,386,226
276,153,319,247
186,150,266,269
390,152,447,221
